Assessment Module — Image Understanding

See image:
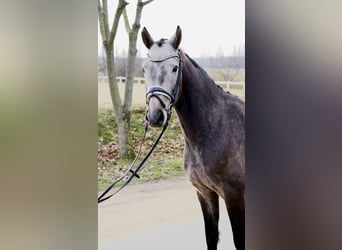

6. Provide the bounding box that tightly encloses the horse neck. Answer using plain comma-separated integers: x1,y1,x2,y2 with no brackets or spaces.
174,53,222,144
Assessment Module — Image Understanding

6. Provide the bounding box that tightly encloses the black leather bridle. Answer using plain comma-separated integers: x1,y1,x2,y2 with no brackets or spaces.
98,50,182,204
145,49,182,120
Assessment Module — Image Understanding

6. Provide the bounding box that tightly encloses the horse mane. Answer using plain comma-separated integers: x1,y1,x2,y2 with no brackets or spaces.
182,51,230,94
185,53,200,68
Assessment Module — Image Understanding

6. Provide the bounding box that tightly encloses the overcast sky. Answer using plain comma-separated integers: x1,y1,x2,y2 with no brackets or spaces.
98,0,245,58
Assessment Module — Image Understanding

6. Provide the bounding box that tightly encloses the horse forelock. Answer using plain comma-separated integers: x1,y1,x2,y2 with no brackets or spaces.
147,39,177,60
156,38,168,47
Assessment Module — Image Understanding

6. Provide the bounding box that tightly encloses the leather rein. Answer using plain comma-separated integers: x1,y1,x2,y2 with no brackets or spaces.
98,50,182,204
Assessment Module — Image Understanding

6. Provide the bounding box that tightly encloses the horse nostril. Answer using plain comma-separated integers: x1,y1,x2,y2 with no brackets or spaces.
148,109,164,126
156,111,164,123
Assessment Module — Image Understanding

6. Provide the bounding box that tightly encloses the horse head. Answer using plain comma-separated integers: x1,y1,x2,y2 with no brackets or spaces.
141,26,182,128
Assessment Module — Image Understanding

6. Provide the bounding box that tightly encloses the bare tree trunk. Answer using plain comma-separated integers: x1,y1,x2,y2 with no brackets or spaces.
99,0,133,159
98,0,153,159
104,47,130,158
121,0,153,158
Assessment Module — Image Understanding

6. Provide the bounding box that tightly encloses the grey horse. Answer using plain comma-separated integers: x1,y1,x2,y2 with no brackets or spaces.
141,26,245,250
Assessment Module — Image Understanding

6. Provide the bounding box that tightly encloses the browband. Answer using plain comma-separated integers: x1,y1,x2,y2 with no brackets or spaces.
147,54,179,62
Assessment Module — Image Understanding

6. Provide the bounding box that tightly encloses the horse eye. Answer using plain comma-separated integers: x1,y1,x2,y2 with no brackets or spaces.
142,67,145,73
172,65,178,73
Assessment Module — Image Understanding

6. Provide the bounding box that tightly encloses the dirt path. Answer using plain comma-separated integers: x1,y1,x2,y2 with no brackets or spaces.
98,177,202,239
98,177,235,249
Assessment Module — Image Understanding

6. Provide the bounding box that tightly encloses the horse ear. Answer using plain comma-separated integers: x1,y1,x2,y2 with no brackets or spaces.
169,25,182,49
141,27,154,49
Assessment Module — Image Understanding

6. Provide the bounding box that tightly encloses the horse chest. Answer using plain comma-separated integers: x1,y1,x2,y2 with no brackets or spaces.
184,146,223,194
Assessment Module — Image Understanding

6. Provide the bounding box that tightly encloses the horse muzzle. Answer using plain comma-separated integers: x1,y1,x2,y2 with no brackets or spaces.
146,107,168,128
145,86,173,128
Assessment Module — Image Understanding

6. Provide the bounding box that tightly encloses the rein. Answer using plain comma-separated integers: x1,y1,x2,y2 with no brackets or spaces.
98,122,168,203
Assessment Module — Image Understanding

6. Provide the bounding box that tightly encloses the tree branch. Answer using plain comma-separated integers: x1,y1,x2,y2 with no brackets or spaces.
108,0,129,46
122,8,132,35
98,0,109,43
132,0,153,32
122,0,153,112
142,0,154,7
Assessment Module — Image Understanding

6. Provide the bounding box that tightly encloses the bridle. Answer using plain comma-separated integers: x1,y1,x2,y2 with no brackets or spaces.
145,49,182,121
98,50,182,204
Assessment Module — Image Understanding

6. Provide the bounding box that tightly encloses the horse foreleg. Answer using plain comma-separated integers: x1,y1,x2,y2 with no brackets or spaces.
225,191,245,250
197,190,219,250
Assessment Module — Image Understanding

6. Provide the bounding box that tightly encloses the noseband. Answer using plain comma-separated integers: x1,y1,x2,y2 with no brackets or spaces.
145,50,182,116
